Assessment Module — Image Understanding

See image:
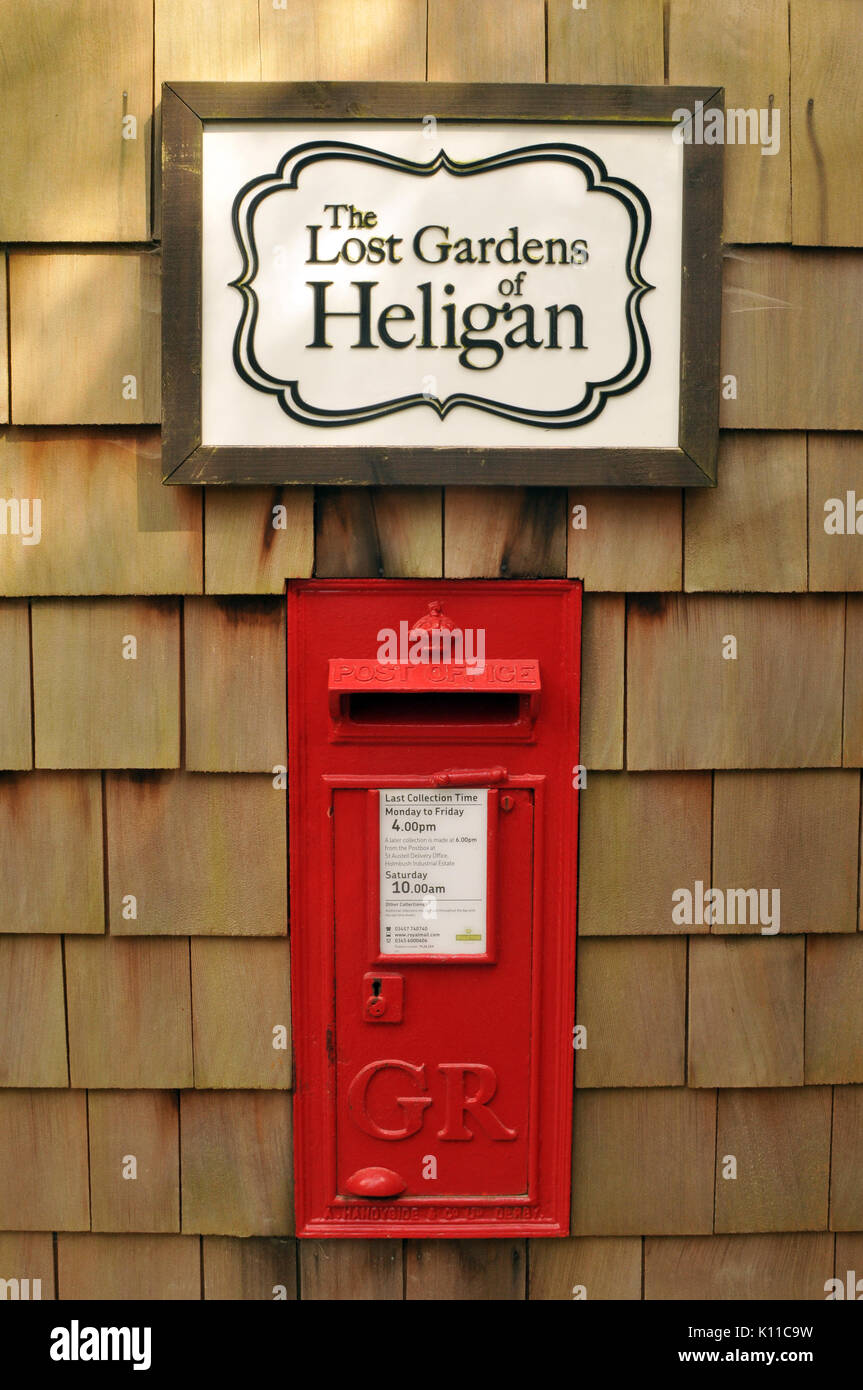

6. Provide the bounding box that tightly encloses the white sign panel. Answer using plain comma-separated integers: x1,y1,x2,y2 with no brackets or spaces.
201,121,683,450
379,789,488,956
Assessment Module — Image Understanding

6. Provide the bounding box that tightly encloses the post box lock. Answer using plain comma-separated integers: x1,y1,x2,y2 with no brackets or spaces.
288,579,582,1239
363,972,404,1023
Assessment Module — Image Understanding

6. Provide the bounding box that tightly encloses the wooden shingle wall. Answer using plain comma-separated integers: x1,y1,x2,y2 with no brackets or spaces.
0,0,861,1302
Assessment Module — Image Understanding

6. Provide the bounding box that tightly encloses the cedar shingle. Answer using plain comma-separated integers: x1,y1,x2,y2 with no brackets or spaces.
529,1236,642,1301
568,489,682,593
0,2,151,241
572,1089,716,1235
32,599,180,769
627,594,844,769
181,1092,293,1235
106,772,286,936
713,770,859,934
10,254,160,423
669,0,790,242
578,773,711,936
0,936,67,1085
184,598,286,772
0,601,32,769
66,937,193,1088
0,432,201,597
0,772,103,933
89,1091,180,1233
645,1233,834,1300
685,434,807,592
575,937,686,1086
57,1233,201,1299
715,1088,831,1232
191,938,292,1088
688,937,804,1088
0,1091,89,1231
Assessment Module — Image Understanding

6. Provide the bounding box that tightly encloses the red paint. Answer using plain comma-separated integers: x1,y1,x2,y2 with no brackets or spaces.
288,580,581,1238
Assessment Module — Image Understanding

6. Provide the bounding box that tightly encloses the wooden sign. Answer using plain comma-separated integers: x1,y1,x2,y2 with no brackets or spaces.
161,83,723,486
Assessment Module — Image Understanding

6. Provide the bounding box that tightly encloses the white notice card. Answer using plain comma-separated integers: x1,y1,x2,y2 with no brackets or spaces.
379,789,488,955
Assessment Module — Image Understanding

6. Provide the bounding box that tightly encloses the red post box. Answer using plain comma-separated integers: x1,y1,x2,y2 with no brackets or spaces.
288,579,581,1237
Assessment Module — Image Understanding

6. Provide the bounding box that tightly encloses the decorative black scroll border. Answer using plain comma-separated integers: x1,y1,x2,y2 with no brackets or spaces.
229,140,654,429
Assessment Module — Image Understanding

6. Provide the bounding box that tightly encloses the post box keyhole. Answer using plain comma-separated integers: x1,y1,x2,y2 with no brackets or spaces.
363,971,404,1023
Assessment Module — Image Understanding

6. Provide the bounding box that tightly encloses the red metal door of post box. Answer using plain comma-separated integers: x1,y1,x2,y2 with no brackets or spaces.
288,580,580,1239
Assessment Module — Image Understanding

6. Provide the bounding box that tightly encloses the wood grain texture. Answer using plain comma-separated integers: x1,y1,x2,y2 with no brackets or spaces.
529,1236,642,1301
191,938,292,1088
685,433,807,592
10,254,160,424
106,772,286,936
0,0,151,241
269,3,433,567
154,0,261,234
405,1241,526,1300
315,489,443,578
57,1234,201,1300
0,601,32,769
0,257,7,422
299,1240,403,1301
66,937,193,1088
720,250,863,430
714,1088,832,1233
578,594,624,770
0,1091,89,1231
669,0,790,242
627,595,845,769
261,0,427,80
429,0,549,563
204,487,313,594
572,1089,716,1236
645,1233,834,1301
548,0,663,83
156,0,260,84
203,1236,297,1300
790,0,863,246
184,598,286,772
844,598,863,766
835,1234,863,1286
428,0,544,81
575,938,686,1087
0,772,103,934
808,434,863,590
713,770,859,934
830,1086,863,1230
181,1092,293,1235
568,490,682,593
32,599,180,769
806,937,863,1084
578,773,712,936
88,1091,180,1232
444,490,567,578
0,936,67,1086
0,1233,56,1299
0,431,201,597
688,937,805,1088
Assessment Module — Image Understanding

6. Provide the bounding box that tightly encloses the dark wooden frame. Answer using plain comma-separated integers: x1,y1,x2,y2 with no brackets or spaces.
161,82,723,486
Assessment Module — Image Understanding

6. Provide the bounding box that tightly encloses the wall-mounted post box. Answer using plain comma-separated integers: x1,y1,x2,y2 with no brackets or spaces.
288,579,581,1238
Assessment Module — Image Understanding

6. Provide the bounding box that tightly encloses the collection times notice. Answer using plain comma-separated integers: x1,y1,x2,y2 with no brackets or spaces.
379,789,488,955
